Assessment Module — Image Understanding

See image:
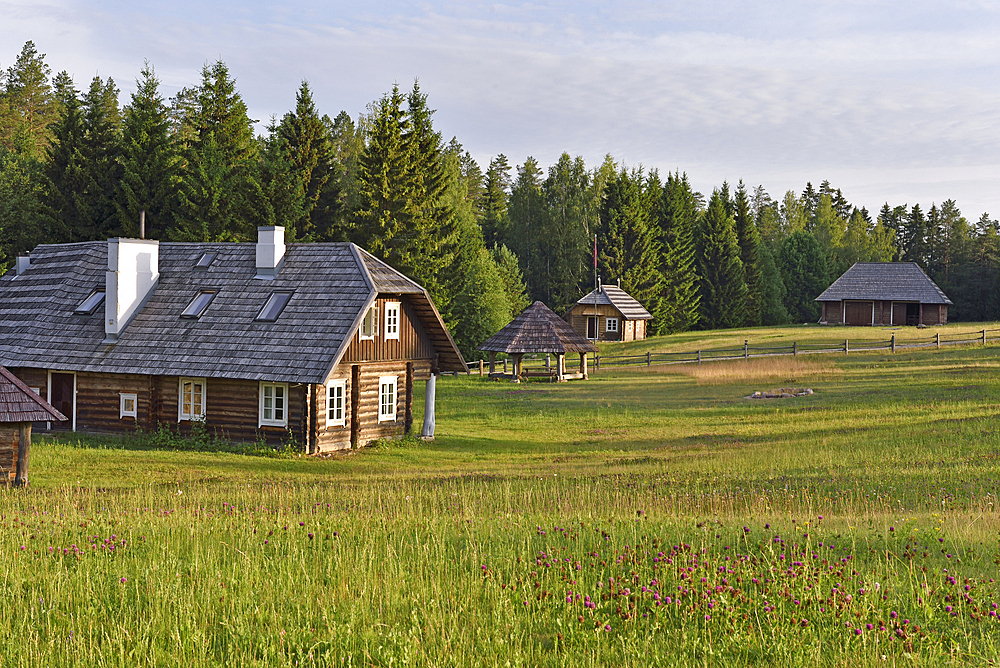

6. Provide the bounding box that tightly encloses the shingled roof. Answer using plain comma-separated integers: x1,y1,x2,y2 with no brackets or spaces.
575,285,652,319
815,262,952,305
0,241,466,383
0,365,66,423
478,301,599,355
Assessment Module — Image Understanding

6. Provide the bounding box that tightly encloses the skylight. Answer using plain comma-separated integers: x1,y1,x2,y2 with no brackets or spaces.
74,290,105,315
195,252,216,269
181,290,216,318
255,292,292,322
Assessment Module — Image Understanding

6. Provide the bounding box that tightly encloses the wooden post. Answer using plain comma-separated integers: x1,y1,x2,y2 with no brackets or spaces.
421,373,436,438
478,359,484,377
350,365,361,449
307,384,317,454
557,353,565,382
793,341,797,357
14,423,30,488
983,330,987,346
580,353,587,379
489,352,496,375
595,355,600,371
697,350,702,365
646,352,651,367
503,358,508,374
891,334,895,353
546,355,551,372
513,353,523,382
845,339,849,355
936,332,940,348
404,362,414,435
744,340,749,360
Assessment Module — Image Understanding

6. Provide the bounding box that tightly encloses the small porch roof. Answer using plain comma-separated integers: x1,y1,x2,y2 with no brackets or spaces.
478,302,599,355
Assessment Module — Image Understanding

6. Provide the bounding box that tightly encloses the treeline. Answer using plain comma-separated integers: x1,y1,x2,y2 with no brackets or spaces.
3,42,1000,358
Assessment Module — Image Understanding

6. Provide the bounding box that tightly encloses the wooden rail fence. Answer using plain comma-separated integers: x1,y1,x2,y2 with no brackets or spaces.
461,329,1000,375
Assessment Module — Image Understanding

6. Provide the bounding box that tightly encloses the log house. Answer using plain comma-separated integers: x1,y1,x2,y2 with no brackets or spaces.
0,228,465,453
815,262,952,326
565,285,652,342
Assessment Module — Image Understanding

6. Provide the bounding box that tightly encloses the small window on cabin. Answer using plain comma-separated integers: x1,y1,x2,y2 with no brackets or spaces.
384,302,400,340
181,291,216,319
195,252,216,269
606,317,618,333
326,380,346,428
259,382,288,427
178,378,206,421
74,290,106,315
120,393,138,419
359,305,377,340
256,292,293,322
378,376,397,422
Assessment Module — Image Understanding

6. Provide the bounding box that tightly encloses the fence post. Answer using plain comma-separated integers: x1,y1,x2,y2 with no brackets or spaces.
845,339,849,355
936,333,940,349
646,351,651,367
546,354,551,372
793,341,797,357
479,359,484,377
596,355,600,371
697,350,702,365
891,334,895,354
744,340,749,360
984,330,987,346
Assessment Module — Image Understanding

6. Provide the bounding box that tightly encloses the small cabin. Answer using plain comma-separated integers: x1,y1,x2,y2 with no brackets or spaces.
816,262,952,326
565,285,652,342
0,365,66,485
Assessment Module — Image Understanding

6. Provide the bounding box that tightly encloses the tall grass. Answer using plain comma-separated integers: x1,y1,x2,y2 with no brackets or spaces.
4,344,1000,665
647,356,840,385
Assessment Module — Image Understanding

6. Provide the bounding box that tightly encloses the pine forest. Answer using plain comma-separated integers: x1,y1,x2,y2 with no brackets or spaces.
3,41,1000,358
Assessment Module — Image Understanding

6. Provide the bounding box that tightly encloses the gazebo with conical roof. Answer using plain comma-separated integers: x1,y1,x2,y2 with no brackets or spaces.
478,301,599,381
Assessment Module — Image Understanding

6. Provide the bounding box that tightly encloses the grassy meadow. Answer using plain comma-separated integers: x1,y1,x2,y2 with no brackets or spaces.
5,325,1000,666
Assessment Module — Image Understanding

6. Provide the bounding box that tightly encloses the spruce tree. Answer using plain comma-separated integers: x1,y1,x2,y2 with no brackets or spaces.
697,188,748,329
733,181,762,327
449,246,512,359
491,244,529,316
757,242,789,325
172,60,260,241
505,157,545,301
115,64,178,239
540,153,594,311
275,81,334,240
0,41,56,158
597,166,662,321
313,110,362,241
77,76,122,239
44,76,85,242
481,154,511,246
655,171,701,333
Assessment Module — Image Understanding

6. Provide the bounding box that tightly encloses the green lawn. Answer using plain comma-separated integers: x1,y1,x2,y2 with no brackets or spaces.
4,339,1000,665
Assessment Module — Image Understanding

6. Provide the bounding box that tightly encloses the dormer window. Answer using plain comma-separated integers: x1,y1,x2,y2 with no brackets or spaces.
74,290,105,315
255,292,292,322
359,305,377,340
194,252,216,269
181,290,216,318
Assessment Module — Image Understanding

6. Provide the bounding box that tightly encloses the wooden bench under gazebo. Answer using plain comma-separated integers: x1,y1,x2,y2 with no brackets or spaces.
0,364,66,486
478,301,599,382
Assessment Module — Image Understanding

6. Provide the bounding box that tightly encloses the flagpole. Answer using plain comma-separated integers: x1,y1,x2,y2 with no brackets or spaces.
593,234,598,341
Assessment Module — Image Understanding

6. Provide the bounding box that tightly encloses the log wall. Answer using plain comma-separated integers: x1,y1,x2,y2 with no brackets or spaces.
0,425,19,482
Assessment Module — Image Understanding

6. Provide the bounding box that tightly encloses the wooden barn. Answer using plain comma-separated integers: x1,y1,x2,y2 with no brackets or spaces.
565,285,652,342
816,262,952,326
0,227,465,453
479,301,598,381
0,364,66,486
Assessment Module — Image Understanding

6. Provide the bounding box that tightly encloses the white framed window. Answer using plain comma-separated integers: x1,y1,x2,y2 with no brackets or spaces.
606,317,619,333
119,393,137,419
259,382,288,427
378,376,397,422
359,305,377,340
326,379,346,428
29,387,41,396
178,378,207,421
384,301,400,340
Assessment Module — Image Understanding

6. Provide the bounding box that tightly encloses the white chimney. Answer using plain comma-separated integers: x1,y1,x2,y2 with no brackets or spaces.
15,254,30,276
105,238,159,341
256,226,285,278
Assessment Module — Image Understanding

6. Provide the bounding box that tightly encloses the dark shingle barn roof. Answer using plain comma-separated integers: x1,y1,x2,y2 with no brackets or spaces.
0,365,66,423
575,285,652,319
0,241,465,383
478,301,599,355
815,262,952,305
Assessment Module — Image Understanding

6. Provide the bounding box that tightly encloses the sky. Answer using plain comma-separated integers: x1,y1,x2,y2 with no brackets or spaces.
4,0,1000,219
